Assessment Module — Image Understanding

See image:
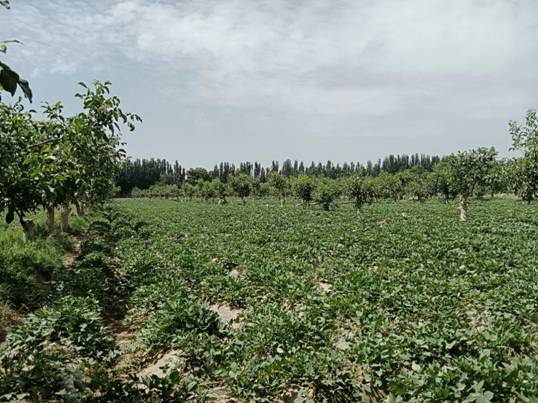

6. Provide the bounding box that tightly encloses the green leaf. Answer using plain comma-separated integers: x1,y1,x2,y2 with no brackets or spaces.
476,391,494,403
18,78,32,101
0,62,19,94
0,61,32,101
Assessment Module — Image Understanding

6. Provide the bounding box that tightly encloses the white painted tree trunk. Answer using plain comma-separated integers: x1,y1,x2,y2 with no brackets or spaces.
60,206,71,232
20,218,36,241
458,197,468,222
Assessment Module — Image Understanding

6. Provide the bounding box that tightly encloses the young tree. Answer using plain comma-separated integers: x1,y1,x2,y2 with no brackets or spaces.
259,182,272,198
38,103,79,233
405,167,433,202
0,102,73,238
181,182,196,201
230,174,251,204
200,180,216,202
63,81,140,228
431,161,454,202
445,147,497,221
485,159,510,198
509,110,538,203
250,177,261,203
0,102,47,239
186,167,211,184
315,180,338,211
293,175,316,206
0,81,139,239
268,172,290,205
213,178,228,204
345,175,374,214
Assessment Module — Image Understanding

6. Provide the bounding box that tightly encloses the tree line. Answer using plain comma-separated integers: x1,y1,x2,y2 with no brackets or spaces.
125,110,538,222
117,153,440,196
126,149,506,220
1,1,536,231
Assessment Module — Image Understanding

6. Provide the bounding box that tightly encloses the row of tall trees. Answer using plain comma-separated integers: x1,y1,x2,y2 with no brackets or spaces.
130,146,517,221
116,159,186,196
125,109,538,222
117,154,441,196
0,82,140,239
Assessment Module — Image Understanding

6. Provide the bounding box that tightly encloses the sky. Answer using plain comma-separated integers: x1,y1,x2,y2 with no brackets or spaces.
1,0,537,168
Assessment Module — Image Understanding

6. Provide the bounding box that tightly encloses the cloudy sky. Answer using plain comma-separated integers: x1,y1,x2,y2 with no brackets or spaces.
1,0,537,167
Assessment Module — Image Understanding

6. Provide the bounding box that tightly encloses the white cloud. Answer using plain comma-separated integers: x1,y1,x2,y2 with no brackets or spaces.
2,0,537,111
1,0,537,164
105,0,537,114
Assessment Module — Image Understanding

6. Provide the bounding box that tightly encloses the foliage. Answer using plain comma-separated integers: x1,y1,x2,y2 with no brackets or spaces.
373,172,403,200
345,175,374,212
117,154,443,193
405,167,434,202
132,280,222,350
431,161,456,202
0,1,32,102
0,296,116,400
70,81,141,207
269,172,290,203
314,179,339,210
293,175,316,205
443,148,498,220
444,148,498,199
510,110,538,202
0,81,140,238
230,174,251,204
0,222,67,308
0,102,50,232
2,198,538,400
199,180,216,202
102,198,538,401
0,62,32,102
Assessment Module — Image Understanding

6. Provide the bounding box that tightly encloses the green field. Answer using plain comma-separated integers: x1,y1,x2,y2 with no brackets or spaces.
2,198,538,401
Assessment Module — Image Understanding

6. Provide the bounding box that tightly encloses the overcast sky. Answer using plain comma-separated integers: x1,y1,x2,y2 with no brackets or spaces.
1,0,537,167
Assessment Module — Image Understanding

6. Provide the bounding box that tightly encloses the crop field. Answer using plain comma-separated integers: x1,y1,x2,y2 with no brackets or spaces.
2,198,538,402
114,199,538,400
3,1,538,401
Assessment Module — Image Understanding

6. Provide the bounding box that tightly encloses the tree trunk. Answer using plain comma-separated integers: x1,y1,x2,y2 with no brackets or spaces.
20,218,36,241
46,206,55,234
458,196,468,222
75,200,85,217
60,206,71,232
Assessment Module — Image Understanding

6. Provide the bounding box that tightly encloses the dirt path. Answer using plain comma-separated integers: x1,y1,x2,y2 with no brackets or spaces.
63,235,84,268
109,316,143,380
